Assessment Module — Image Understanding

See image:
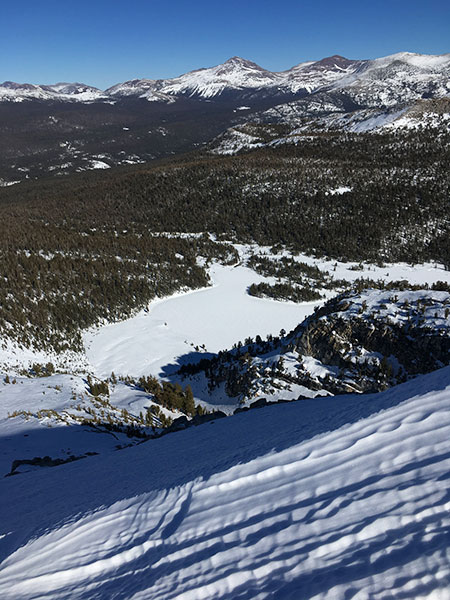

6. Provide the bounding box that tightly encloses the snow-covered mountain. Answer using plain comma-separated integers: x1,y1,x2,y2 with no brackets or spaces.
210,93,450,155
0,81,105,102
106,57,284,100
104,78,176,103
105,55,363,101
4,51,449,104
283,54,363,93
330,51,450,107
105,52,450,103
42,82,105,101
163,56,282,98
0,81,56,102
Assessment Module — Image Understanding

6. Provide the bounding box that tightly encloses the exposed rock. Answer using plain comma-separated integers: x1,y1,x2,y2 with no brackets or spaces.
191,411,227,426
6,452,98,477
181,289,450,401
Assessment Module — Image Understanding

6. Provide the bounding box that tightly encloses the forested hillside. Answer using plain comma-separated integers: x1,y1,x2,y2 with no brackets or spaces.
0,127,448,353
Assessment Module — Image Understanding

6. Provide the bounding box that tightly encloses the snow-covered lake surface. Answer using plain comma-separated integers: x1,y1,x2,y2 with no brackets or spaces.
0,367,449,599
0,241,447,377
83,249,450,379
84,262,319,378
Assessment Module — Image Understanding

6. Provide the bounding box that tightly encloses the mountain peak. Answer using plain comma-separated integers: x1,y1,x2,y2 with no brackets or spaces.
1,81,38,90
221,56,267,71
313,55,356,69
224,56,251,64
44,82,102,95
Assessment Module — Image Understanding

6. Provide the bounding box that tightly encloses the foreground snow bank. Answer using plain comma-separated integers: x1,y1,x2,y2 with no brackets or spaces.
1,367,449,599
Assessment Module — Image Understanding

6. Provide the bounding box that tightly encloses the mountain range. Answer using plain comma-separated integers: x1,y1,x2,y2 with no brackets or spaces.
0,51,449,183
1,52,449,103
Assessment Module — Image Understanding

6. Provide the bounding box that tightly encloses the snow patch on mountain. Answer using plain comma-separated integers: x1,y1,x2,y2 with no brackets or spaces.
211,126,266,154
326,186,352,195
89,159,110,170
0,179,21,187
384,108,450,131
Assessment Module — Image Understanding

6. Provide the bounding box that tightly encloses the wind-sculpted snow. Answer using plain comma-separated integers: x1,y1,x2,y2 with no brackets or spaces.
0,368,449,599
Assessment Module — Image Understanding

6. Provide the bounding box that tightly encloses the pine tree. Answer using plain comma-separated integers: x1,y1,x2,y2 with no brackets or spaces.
183,385,195,416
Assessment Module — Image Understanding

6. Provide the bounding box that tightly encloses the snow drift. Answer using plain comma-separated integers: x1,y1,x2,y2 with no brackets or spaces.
0,367,449,599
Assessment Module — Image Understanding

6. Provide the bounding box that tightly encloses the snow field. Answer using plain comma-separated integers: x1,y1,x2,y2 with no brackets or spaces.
83,261,320,379
0,367,449,598
0,374,180,475
83,246,450,381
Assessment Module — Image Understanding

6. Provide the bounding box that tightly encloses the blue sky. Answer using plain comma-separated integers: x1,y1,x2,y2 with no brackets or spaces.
2,0,449,88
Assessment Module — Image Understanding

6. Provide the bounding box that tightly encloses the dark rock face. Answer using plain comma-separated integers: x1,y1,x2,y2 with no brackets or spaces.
296,316,449,376
191,411,226,426
7,452,98,476
293,296,450,393
163,411,227,436
181,290,450,402
166,416,190,432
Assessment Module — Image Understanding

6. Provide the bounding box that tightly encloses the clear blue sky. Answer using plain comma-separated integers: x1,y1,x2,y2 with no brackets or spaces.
2,0,449,89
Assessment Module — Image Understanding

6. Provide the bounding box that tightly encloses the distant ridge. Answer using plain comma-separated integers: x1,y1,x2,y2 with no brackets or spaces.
1,51,449,103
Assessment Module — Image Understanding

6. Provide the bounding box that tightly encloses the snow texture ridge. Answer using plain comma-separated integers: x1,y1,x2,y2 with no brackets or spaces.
0,367,449,598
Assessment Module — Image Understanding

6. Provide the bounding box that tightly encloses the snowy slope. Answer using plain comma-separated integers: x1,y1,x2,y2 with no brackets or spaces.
161,57,282,99
0,82,55,102
0,367,449,599
0,373,180,476
104,79,176,103
212,95,450,153
42,82,105,101
283,55,363,93
329,51,450,107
